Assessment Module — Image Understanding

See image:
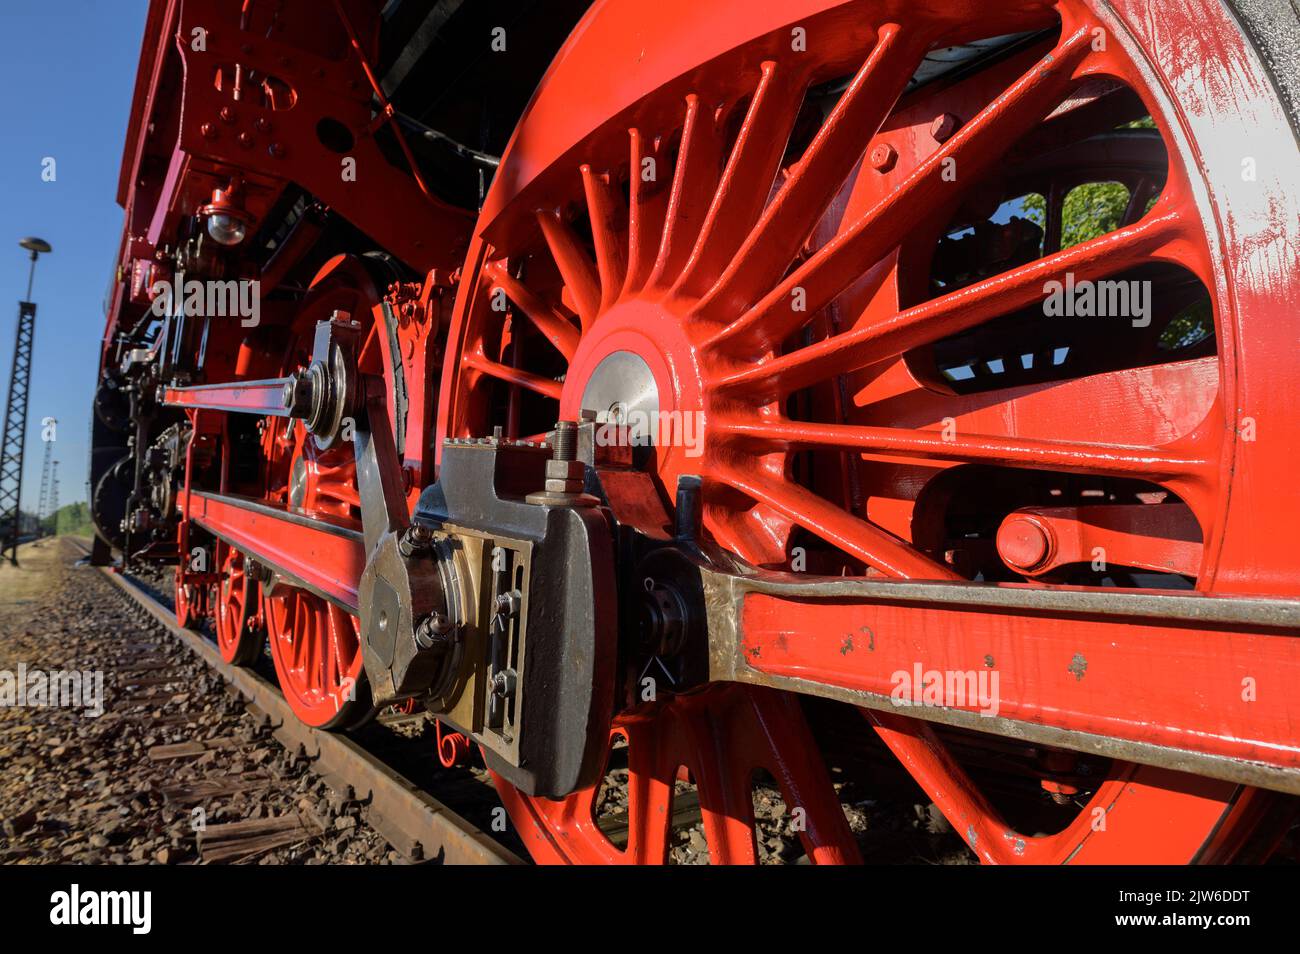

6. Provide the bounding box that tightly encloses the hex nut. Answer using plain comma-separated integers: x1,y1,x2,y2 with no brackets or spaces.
544,478,584,494
545,459,585,481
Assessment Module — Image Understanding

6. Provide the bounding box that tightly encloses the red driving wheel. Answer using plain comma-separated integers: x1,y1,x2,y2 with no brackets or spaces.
254,257,400,730
439,0,1299,862
174,564,206,630
261,421,370,730
212,540,263,667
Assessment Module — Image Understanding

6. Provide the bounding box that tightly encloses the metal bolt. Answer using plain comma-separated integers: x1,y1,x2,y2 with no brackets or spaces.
492,669,517,699
930,113,961,143
398,523,435,558
552,420,577,462
219,106,236,124
268,142,285,159
200,123,217,140
493,590,521,619
527,420,594,506
869,142,897,172
996,515,1053,572
281,371,313,418
545,459,584,481
414,611,454,650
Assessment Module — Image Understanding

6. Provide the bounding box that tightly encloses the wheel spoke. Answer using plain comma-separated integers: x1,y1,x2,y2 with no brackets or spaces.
709,462,961,579
868,709,1039,863
581,165,628,312
713,416,1210,481
746,687,863,864
695,24,919,319
865,710,1241,864
483,262,580,360
326,604,342,699
313,601,329,697
305,600,323,686
708,24,1097,355
673,60,804,299
647,94,722,291
536,208,602,330
303,601,319,681
712,208,1184,397
623,128,671,297
686,710,759,865
464,351,563,400
623,723,673,863
290,596,308,670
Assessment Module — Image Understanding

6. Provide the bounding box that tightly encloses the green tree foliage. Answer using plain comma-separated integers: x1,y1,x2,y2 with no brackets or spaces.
1156,296,1214,351
1020,165,1212,352
1021,181,1131,250
41,501,93,537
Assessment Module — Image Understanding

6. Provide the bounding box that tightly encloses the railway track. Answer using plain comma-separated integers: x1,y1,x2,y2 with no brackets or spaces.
0,537,525,866
100,559,844,865
94,553,524,866
7,540,959,866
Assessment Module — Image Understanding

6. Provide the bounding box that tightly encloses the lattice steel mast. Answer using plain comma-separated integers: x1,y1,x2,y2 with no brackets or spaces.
48,459,59,532
0,238,51,564
36,430,55,528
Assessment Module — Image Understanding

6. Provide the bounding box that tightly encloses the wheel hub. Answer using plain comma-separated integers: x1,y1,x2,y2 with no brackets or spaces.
560,302,704,431
560,302,709,513
579,350,660,428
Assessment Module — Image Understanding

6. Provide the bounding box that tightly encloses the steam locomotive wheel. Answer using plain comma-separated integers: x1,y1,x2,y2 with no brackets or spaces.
256,256,402,730
265,588,367,729
262,422,370,730
442,0,1297,862
212,541,262,667
174,566,206,630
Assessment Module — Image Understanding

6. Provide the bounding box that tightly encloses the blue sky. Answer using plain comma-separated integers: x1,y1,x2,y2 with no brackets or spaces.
0,0,150,512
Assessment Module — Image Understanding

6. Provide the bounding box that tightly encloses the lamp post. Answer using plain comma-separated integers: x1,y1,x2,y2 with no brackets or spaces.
0,237,52,564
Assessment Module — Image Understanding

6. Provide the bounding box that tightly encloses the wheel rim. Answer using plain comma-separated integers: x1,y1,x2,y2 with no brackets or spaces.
213,541,262,666
440,0,1295,862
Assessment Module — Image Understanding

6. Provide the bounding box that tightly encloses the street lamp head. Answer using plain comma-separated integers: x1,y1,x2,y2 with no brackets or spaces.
19,237,52,257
